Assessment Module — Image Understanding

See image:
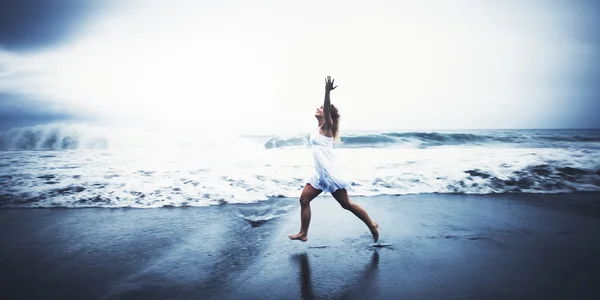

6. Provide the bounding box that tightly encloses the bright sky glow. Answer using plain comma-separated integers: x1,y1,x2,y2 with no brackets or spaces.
0,0,597,133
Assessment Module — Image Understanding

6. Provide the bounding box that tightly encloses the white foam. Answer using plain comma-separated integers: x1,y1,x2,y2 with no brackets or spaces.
1,142,599,208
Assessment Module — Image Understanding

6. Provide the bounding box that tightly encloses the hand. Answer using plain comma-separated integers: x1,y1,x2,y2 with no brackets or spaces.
325,76,338,92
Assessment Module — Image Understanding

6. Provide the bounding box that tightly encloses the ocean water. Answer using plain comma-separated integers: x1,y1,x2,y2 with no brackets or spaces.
1,123,599,208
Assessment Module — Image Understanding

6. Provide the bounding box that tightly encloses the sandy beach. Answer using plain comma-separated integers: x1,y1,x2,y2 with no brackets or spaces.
1,192,600,299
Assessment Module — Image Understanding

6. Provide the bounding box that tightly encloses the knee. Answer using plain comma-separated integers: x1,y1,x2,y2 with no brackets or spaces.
299,197,310,206
339,201,352,210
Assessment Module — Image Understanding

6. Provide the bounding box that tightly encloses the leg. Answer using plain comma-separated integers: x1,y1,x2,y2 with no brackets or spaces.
289,184,322,242
332,188,379,242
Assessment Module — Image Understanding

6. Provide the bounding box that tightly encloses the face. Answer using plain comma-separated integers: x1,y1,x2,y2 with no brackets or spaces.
315,105,324,118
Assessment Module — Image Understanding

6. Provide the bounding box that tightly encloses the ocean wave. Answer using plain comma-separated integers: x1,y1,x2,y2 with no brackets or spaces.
539,135,600,142
262,130,600,149
458,165,600,193
385,132,488,142
0,123,261,151
0,124,109,150
3,124,599,151
264,136,309,149
1,147,598,208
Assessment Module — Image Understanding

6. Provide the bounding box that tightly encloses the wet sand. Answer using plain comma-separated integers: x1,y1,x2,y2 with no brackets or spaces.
1,192,600,299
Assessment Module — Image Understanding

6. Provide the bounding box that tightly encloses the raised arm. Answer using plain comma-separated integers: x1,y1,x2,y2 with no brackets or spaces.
323,76,337,129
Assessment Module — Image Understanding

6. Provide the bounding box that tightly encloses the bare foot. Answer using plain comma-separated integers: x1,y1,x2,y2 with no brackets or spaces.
288,233,308,242
369,222,379,243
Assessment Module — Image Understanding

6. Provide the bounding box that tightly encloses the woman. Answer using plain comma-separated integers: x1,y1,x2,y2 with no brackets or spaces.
289,76,379,243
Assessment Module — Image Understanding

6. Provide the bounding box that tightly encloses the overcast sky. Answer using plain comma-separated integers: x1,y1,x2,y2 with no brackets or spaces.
0,0,598,133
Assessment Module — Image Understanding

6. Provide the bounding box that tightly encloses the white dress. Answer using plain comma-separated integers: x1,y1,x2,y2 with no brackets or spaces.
307,128,351,193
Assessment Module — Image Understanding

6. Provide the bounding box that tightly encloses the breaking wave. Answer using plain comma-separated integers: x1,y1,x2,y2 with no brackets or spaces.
0,124,109,150
1,146,598,208
2,124,599,151
263,130,600,149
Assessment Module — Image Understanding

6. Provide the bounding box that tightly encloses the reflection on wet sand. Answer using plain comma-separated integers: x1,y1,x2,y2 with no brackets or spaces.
292,251,380,300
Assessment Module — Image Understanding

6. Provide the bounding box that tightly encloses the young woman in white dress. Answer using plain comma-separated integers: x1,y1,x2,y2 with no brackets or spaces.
288,76,379,243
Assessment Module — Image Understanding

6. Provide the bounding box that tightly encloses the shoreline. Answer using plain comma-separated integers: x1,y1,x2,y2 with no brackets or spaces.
2,190,600,210
1,192,600,299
